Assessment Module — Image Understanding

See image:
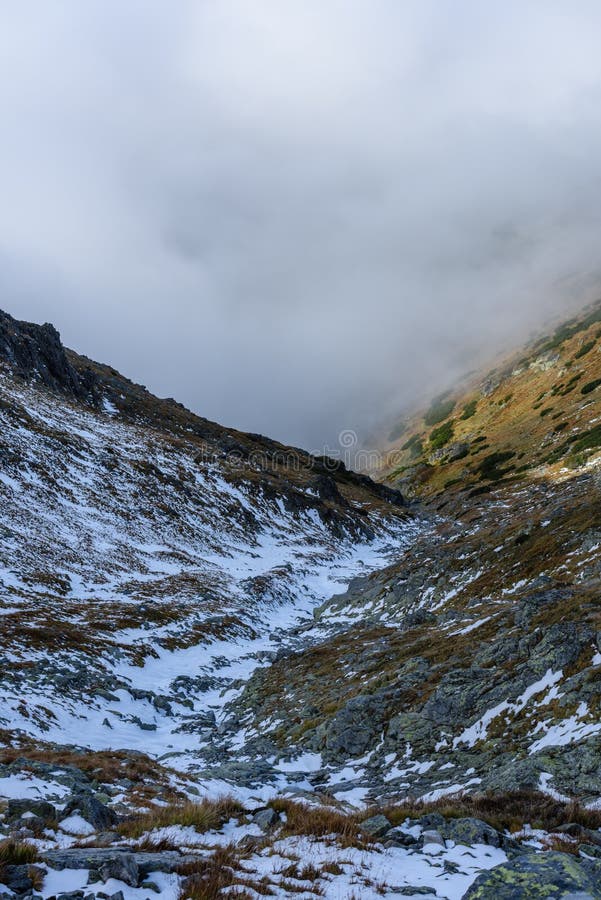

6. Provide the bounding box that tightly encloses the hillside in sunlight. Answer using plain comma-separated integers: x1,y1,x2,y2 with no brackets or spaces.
379,298,601,504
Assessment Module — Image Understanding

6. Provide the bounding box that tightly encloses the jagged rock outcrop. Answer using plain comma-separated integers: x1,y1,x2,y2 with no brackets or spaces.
0,309,98,401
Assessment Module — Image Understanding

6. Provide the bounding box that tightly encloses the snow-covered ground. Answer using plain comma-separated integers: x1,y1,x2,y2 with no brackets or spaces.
0,374,418,793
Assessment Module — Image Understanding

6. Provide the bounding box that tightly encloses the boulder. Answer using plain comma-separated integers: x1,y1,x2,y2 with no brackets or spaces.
251,808,279,831
42,849,199,881
360,815,392,838
462,851,601,898
439,817,515,850
0,864,44,894
384,826,418,848
62,793,117,832
422,829,446,847
97,854,138,888
7,799,56,822
324,695,382,759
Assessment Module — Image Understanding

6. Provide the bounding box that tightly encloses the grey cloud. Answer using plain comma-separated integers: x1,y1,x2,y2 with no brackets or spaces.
1,1,601,450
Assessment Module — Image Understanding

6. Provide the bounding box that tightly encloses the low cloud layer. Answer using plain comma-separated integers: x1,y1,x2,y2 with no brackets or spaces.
1,1,601,449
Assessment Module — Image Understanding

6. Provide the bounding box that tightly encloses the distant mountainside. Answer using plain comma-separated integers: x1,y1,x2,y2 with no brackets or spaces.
379,298,601,502
1,304,601,899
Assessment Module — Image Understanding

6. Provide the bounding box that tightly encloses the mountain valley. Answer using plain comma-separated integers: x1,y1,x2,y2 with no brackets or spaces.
0,303,601,899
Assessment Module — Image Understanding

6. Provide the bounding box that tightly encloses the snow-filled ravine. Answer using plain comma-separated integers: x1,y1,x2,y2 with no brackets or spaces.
0,373,420,799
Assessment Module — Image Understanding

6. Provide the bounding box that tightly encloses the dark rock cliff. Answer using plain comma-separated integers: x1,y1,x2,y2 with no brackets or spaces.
0,309,99,402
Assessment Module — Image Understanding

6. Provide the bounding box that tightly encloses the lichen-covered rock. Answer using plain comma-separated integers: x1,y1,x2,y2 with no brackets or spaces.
323,695,384,760
251,808,279,831
462,851,601,898
62,793,117,832
439,817,518,851
7,799,57,822
360,815,392,838
1,864,45,894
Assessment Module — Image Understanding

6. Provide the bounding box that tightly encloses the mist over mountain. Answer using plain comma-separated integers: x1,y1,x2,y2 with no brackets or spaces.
2,2,601,447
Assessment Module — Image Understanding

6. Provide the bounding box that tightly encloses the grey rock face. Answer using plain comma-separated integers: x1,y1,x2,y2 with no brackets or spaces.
0,309,98,401
421,829,446,847
96,854,138,888
7,799,57,822
439,817,514,850
42,849,199,882
360,815,392,838
324,695,383,760
251,808,279,831
63,793,117,832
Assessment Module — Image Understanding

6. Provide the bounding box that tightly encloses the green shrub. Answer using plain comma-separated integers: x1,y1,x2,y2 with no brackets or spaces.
573,340,596,359
557,373,582,396
424,394,455,426
476,450,516,481
572,424,601,452
581,379,601,395
546,423,601,464
429,420,454,450
541,305,601,351
470,443,489,455
401,433,424,459
460,399,478,420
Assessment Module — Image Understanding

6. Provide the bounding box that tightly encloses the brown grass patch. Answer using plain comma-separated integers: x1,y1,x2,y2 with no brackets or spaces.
1,744,166,783
373,790,601,835
542,834,581,855
270,799,366,848
119,798,244,840
177,845,273,899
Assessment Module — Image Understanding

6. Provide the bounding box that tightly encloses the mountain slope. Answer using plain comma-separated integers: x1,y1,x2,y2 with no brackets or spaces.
0,309,413,795
380,298,601,501
2,305,601,899
222,301,601,807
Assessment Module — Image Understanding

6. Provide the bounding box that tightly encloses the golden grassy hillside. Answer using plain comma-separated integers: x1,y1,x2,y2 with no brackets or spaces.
381,300,601,500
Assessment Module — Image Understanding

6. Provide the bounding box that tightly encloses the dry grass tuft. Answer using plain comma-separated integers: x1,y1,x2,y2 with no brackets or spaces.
321,861,344,876
119,798,244,840
0,839,39,867
177,844,272,899
375,789,601,835
270,799,365,848
542,834,581,855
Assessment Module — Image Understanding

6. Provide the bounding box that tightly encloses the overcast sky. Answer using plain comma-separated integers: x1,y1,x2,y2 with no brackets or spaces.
1,1,601,450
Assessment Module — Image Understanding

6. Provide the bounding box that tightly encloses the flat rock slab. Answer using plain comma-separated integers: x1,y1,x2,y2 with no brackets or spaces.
43,849,200,881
